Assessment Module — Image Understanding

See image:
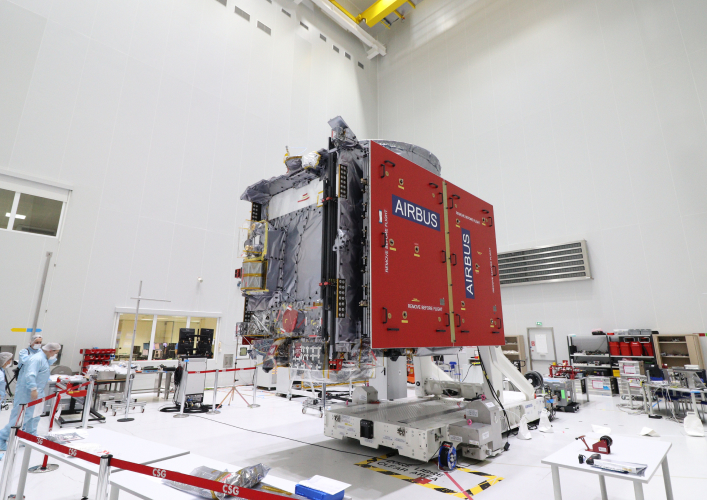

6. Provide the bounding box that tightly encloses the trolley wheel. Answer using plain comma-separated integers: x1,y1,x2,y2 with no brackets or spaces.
302,408,306,414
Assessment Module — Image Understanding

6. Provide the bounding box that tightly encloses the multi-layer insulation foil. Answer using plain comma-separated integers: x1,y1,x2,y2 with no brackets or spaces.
237,117,449,380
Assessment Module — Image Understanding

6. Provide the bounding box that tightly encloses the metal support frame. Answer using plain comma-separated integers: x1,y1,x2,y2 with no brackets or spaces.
29,252,52,344
320,139,338,364
310,0,386,58
119,281,169,423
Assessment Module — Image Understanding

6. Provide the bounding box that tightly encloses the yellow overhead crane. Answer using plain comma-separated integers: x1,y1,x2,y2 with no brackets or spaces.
329,0,416,29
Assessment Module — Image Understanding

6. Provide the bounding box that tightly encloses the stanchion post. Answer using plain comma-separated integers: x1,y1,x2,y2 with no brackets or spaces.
208,369,221,415
82,378,95,429
117,373,135,423
0,425,20,499
174,361,189,419
249,367,260,408
28,388,62,474
94,454,112,500
0,404,26,500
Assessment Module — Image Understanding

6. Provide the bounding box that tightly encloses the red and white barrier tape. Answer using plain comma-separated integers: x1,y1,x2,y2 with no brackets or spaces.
16,431,285,500
17,431,100,465
26,380,92,408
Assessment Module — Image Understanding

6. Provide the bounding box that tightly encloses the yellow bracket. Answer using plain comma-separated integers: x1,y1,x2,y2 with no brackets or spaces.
359,0,408,27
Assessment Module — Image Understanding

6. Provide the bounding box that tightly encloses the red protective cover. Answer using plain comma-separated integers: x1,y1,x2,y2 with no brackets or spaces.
368,142,504,348
445,179,505,346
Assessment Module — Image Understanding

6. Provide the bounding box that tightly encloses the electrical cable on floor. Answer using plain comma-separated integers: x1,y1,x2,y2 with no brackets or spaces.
191,415,381,459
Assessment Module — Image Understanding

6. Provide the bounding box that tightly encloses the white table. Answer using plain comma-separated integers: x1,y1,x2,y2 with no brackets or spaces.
14,428,189,500
541,434,673,500
108,453,298,499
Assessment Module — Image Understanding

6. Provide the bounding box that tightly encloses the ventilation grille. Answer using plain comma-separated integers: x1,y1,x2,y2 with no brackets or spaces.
234,5,250,21
358,62,364,69
320,34,327,41
257,21,271,35
300,22,309,30
333,45,340,53
215,0,227,6
498,240,591,287
282,8,291,17
345,52,351,60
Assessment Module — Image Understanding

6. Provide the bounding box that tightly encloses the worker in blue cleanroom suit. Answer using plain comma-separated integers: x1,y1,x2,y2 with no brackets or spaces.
18,333,56,369
0,343,62,454
0,353,14,404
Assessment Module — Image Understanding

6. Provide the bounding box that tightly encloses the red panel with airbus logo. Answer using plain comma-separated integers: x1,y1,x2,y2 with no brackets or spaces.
368,141,452,348
444,180,504,346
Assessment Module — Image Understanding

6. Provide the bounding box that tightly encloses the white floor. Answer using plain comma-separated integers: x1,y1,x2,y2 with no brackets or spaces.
1,386,706,500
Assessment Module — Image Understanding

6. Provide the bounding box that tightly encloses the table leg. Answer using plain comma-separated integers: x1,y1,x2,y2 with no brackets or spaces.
109,484,120,500
633,481,644,500
82,471,91,499
156,372,163,398
598,474,608,500
14,447,32,499
551,465,562,500
661,458,674,500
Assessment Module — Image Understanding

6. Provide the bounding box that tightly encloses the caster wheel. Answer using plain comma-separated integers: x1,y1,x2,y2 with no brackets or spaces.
302,408,306,414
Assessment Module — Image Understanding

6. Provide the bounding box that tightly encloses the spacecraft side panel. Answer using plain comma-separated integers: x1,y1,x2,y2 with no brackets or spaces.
368,141,453,349
445,180,505,346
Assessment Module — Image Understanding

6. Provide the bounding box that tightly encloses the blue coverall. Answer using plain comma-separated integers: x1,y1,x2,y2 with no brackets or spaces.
0,351,52,451
0,369,5,403
17,345,41,369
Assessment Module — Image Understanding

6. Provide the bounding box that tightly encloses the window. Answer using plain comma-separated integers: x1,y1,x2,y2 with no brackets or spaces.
113,313,219,361
153,316,187,360
0,173,68,238
115,314,154,361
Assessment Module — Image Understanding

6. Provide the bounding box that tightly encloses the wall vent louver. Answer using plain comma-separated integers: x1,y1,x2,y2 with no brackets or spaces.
498,240,591,287
320,34,327,41
215,0,227,6
282,9,291,17
234,6,250,21
300,22,309,30
257,21,271,35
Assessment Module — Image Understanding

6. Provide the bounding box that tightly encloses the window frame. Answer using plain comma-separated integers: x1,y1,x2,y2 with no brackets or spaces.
112,309,221,362
0,172,70,239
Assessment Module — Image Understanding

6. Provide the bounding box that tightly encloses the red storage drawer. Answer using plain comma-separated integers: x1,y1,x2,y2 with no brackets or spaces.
630,342,643,356
619,342,632,356
609,342,620,356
